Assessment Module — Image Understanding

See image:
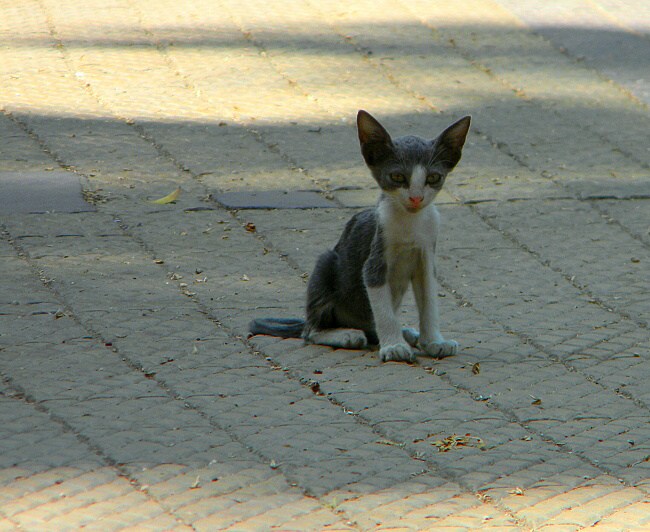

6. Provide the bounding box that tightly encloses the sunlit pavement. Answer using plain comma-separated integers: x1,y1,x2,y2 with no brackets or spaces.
1,0,649,529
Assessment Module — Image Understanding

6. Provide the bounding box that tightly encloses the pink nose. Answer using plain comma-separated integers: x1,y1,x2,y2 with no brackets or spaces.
409,196,423,206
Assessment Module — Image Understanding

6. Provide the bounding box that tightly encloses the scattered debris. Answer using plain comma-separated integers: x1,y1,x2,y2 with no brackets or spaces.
377,439,405,448
432,433,487,452
509,487,525,496
150,187,182,204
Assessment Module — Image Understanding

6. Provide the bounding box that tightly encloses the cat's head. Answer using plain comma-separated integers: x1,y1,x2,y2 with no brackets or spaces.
357,110,470,213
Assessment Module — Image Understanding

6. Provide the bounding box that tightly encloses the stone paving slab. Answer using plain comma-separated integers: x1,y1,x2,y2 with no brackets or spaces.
0,0,649,530
0,171,94,214
215,190,338,209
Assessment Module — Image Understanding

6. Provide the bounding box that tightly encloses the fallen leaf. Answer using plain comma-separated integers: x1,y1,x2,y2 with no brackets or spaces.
190,475,201,489
244,222,256,232
432,433,487,452
509,487,525,496
150,187,182,204
531,397,542,406
472,362,481,375
376,439,405,448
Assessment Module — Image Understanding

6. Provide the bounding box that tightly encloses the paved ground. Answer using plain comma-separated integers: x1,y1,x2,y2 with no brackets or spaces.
0,0,649,530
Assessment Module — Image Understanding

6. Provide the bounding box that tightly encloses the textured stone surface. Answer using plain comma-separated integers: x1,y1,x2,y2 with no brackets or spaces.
0,0,649,529
0,172,94,214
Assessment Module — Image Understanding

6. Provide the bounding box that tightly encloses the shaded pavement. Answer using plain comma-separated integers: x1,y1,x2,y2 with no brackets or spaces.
0,0,649,529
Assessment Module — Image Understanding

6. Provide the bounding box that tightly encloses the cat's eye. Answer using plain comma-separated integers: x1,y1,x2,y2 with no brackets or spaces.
426,172,442,185
390,173,406,183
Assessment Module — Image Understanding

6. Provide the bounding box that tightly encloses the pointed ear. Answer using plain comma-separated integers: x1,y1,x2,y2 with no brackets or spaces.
357,110,394,167
433,115,471,170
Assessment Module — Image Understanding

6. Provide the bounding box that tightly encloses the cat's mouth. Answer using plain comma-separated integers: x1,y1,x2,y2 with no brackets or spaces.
405,205,421,213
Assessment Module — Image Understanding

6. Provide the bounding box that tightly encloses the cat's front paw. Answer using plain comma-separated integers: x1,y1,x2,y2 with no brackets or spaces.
401,327,420,348
379,343,416,363
421,339,459,359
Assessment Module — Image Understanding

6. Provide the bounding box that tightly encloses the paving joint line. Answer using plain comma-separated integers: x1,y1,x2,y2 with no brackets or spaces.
427,354,647,494
382,0,650,235
0,369,193,530
106,6,648,510
16,0,314,282
0,96,363,520
6,2,648,526
435,236,650,411
82,17,650,506
297,0,650,273
1,222,362,529
432,273,650,480
517,20,649,111
112,213,532,529
125,0,344,206
469,202,648,329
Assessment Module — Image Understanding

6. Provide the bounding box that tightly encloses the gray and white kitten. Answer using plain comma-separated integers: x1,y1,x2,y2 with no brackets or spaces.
250,110,471,362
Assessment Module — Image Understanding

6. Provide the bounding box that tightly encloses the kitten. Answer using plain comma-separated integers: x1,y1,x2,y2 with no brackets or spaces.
250,110,471,362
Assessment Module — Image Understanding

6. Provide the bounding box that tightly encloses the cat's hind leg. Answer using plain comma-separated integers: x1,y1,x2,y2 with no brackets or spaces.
306,328,368,349
304,250,367,349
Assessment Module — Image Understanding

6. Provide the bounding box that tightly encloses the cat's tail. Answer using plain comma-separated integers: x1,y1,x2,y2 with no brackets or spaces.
248,317,305,339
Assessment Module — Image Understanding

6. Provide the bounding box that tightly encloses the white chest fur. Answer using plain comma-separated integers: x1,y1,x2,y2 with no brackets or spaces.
378,198,440,252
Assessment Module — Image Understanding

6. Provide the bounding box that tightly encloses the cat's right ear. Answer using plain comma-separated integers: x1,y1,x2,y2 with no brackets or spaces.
357,110,393,167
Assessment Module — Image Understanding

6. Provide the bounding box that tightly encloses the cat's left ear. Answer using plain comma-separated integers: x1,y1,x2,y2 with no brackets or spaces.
433,115,471,170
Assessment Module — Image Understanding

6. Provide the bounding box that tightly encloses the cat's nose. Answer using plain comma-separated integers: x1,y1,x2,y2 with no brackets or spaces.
409,196,423,206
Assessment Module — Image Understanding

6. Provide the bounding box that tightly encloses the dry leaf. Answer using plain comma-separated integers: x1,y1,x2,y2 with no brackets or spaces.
150,187,182,204
509,487,525,496
244,222,256,232
377,439,405,448
432,433,487,452
531,397,542,406
472,362,480,375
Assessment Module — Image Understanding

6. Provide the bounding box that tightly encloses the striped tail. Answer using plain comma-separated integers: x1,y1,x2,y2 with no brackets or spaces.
249,317,305,338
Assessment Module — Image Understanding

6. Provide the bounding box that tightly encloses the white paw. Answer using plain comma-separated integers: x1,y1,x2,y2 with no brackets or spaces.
422,339,459,358
379,343,415,363
401,327,420,348
342,330,368,349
